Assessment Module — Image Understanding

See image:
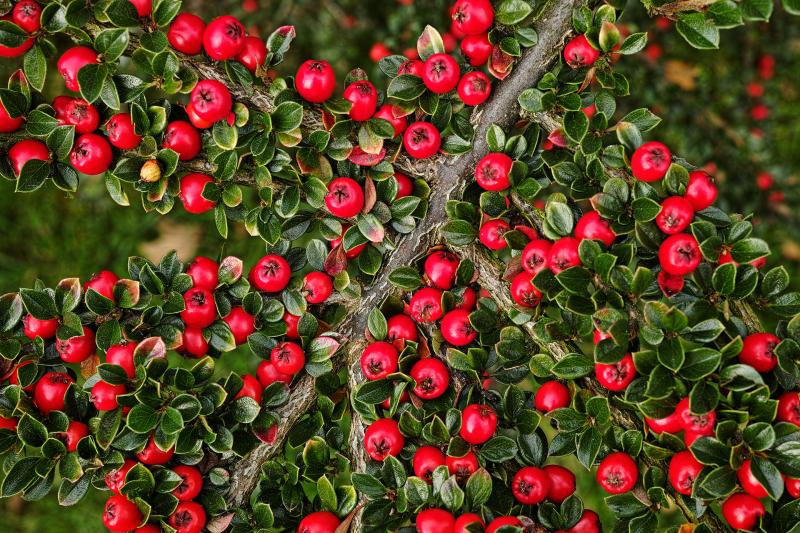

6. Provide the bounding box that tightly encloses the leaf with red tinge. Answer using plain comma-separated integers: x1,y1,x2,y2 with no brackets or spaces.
503,255,524,281
417,25,445,61
134,336,167,363
321,110,336,131
358,124,384,155
324,245,348,277
307,334,341,362
113,279,140,308
345,67,369,84
56,277,82,312
349,146,386,166
363,176,377,214
80,353,100,379
488,45,515,80
357,214,386,243
218,256,243,285
206,513,235,533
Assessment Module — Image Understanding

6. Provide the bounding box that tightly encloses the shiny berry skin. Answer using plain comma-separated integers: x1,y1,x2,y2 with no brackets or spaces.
271,342,305,375
659,233,701,275
575,211,615,247
330,224,366,259
91,380,126,411
416,508,455,533
57,46,99,92
373,104,407,138
106,113,142,150
564,35,600,68
440,309,477,347
398,59,425,77
645,412,682,434
105,459,136,494
785,476,800,499
234,374,263,402
685,170,717,211
535,381,570,412
413,445,446,482
475,152,512,191
295,60,336,103
57,325,96,363
298,511,340,533
369,42,391,62
364,418,405,461
33,372,73,415
737,459,769,498
656,196,694,235
543,464,576,503
136,435,174,465
410,357,450,399
450,0,494,35
460,403,497,444
63,99,99,134
486,517,522,533
250,255,291,292
458,71,491,106
361,341,399,380
168,501,206,533
777,391,800,426
303,271,333,304
454,513,485,533
739,332,779,373
631,141,671,182
343,80,378,122
106,341,137,378
103,495,143,532
658,271,685,297
325,177,364,218
236,36,267,72
454,286,477,311
190,80,232,123
675,398,716,435
181,288,217,329
404,122,441,159
23,314,58,340
8,139,49,176
512,466,550,505
62,420,89,452
596,452,638,494
128,0,152,17
460,33,492,66
168,13,206,55
522,239,552,275
223,307,255,345
424,251,459,290
171,465,203,501
479,219,511,250
446,451,479,483
0,100,24,133
179,173,216,214
85,269,118,301
668,450,703,496
180,327,208,358
12,0,41,33
511,271,542,308
721,493,765,531
163,121,201,161
409,287,443,322
187,256,218,291
595,353,636,392
554,510,601,533
386,314,418,343
548,237,581,274
423,53,460,94
203,15,245,60
256,360,292,386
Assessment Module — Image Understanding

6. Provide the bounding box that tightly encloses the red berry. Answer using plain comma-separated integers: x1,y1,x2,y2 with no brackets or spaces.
446,451,479,483
756,172,773,190
645,412,682,434
475,152,512,191
172,465,203,502
460,403,497,444
57,325,96,363
440,309,477,347
454,513,485,533
85,269,118,301
325,177,364,218
330,225,366,259
404,122,441,159
298,511,340,533
739,332,779,373
582,104,597,119
413,445,446,482
521,239,552,275
450,0,494,35
364,418,405,461
454,287,477,311
8,139,49,176
12,0,42,33
659,233,701,275
535,381,570,412
458,71,491,106
657,271,685,297
190,80,232,124
91,380,126,410
163,121,201,161
271,341,305,375
597,452,638,494
303,271,333,304
369,42,391,62
168,13,206,55
460,33,492,66
63,98,99,134
250,255,291,292
479,219,511,250
236,36,267,72
234,374,263,402
361,341,399,380
548,237,581,274
423,53,460,94
295,60,336,103
595,353,636,392
256,360,293,386
721,493,765,531
398,59,425,77
168,501,206,533
23,314,58,340
105,459,136,494
575,211,615,247
179,173,216,214
186,256,219,291
511,271,542,308
57,46,99,92
543,464,576,503
410,357,450,399
180,327,208,358
631,141,671,182
223,307,255,345
136,435,174,465
668,450,703,496
685,170,717,211
656,196,694,235
203,16,245,60
409,287,443,322
386,314,418,343
424,251,459,290
62,420,89,452
128,0,152,17
184,102,213,130
103,495,143,533
344,80,378,122
181,287,217,329
373,105,408,138
675,398,716,436
0,99,24,133
777,391,800,426
106,113,142,150
564,35,600,68
737,459,769,498
554,510,600,533
512,466,550,505
785,476,800,499
486,517,522,533
416,508,455,533
106,341,137,378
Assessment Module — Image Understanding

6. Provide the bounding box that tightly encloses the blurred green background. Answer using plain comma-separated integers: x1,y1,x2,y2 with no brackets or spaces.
1,0,798,531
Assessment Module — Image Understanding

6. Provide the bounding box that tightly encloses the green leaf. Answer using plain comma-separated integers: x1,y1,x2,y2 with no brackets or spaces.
676,13,720,50
1,457,40,497
387,74,426,101
620,108,661,132
78,64,108,103
617,32,648,55
741,0,774,21
495,0,533,25
480,436,518,462
16,159,51,193
367,308,387,341
751,456,783,500
23,45,47,92
563,111,589,142
551,354,593,379
784,0,800,15
95,28,130,62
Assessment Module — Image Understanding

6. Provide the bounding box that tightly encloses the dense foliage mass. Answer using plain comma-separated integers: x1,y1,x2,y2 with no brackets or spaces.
1,0,800,532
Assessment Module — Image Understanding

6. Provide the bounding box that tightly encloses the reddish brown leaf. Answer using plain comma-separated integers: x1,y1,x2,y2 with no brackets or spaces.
349,146,386,166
